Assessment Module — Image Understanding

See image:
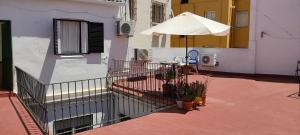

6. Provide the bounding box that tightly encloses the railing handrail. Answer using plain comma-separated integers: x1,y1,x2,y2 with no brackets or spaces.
15,66,46,85
111,59,168,65
16,66,111,86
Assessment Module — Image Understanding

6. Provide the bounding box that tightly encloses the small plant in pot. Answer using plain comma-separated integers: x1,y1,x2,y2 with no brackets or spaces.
182,85,197,111
194,96,202,107
192,81,206,107
175,79,187,109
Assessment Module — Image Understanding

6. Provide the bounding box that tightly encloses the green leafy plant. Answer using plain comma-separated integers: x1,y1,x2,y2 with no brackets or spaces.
176,79,188,100
165,70,176,83
181,79,208,101
182,84,197,101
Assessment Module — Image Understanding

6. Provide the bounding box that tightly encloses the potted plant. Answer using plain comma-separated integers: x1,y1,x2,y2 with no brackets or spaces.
175,79,187,109
192,81,205,106
194,96,202,106
182,84,197,111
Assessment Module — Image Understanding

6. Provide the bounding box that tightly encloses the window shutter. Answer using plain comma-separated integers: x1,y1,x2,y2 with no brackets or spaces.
53,19,59,54
88,22,104,53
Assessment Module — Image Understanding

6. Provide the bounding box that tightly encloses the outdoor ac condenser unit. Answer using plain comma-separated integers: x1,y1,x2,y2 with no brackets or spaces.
115,0,125,3
134,49,152,61
200,54,217,67
117,21,134,36
106,0,125,3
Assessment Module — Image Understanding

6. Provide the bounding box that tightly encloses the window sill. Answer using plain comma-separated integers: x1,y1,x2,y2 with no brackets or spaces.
58,55,86,59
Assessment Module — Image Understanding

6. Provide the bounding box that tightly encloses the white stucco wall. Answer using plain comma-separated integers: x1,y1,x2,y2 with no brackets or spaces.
152,0,300,76
254,0,300,75
0,0,129,86
127,0,172,60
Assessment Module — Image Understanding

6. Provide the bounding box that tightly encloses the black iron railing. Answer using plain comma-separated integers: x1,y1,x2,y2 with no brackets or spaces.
16,60,182,135
16,67,49,134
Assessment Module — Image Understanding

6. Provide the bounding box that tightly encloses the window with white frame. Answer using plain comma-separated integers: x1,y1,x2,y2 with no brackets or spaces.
235,11,249,27
53,19,104,55
151,1,165,26
205,11,216,21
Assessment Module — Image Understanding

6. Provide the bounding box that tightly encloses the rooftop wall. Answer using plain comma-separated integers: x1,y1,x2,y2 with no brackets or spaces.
0,0,129,86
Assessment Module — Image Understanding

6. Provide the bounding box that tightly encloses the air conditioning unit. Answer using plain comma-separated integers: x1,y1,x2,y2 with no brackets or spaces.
115,0,125,3
117,21,134,36
106,0,125,3
200,54,217,67
134,49,152,61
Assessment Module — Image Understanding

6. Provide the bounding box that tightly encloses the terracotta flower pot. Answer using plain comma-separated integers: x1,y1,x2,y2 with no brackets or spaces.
202,96,206,106
183,101,194,111
194,99,202,106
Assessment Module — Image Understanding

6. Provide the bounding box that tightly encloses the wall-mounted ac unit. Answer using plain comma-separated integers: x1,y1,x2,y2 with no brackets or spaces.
117,21,134,36
106,0,125,3
134,49,152,61
115,0,125,3
200,54,217,67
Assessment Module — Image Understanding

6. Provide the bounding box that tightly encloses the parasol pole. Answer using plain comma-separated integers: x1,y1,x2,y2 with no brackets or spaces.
185,35,188,83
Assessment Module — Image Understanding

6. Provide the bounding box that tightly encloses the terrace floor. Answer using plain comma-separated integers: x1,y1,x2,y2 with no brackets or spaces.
0,91,42,135
0,74,299,135
79,74,300,135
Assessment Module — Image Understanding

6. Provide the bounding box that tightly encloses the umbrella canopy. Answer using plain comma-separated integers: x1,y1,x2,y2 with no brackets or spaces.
141,12,230,36
140,12,230,82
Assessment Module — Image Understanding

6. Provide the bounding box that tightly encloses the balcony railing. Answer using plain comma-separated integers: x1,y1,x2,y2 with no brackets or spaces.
16,60,182,135
16,67,49,134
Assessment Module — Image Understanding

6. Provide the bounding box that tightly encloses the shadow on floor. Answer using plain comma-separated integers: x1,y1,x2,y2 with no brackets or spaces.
287,92,300,99
198,72,298,84
156,106,205,115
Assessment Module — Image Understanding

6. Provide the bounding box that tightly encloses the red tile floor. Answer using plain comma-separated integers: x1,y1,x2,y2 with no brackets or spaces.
0,91,42,135
79,75,300,135
0,74,299,135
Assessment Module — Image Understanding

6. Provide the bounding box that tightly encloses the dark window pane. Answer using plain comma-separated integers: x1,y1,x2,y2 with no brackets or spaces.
181,0,189,4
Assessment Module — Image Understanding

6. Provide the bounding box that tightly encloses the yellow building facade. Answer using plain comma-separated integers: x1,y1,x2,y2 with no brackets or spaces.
171,0,250,48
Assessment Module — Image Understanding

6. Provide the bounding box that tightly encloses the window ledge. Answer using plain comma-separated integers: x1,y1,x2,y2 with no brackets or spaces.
59,55,86,59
